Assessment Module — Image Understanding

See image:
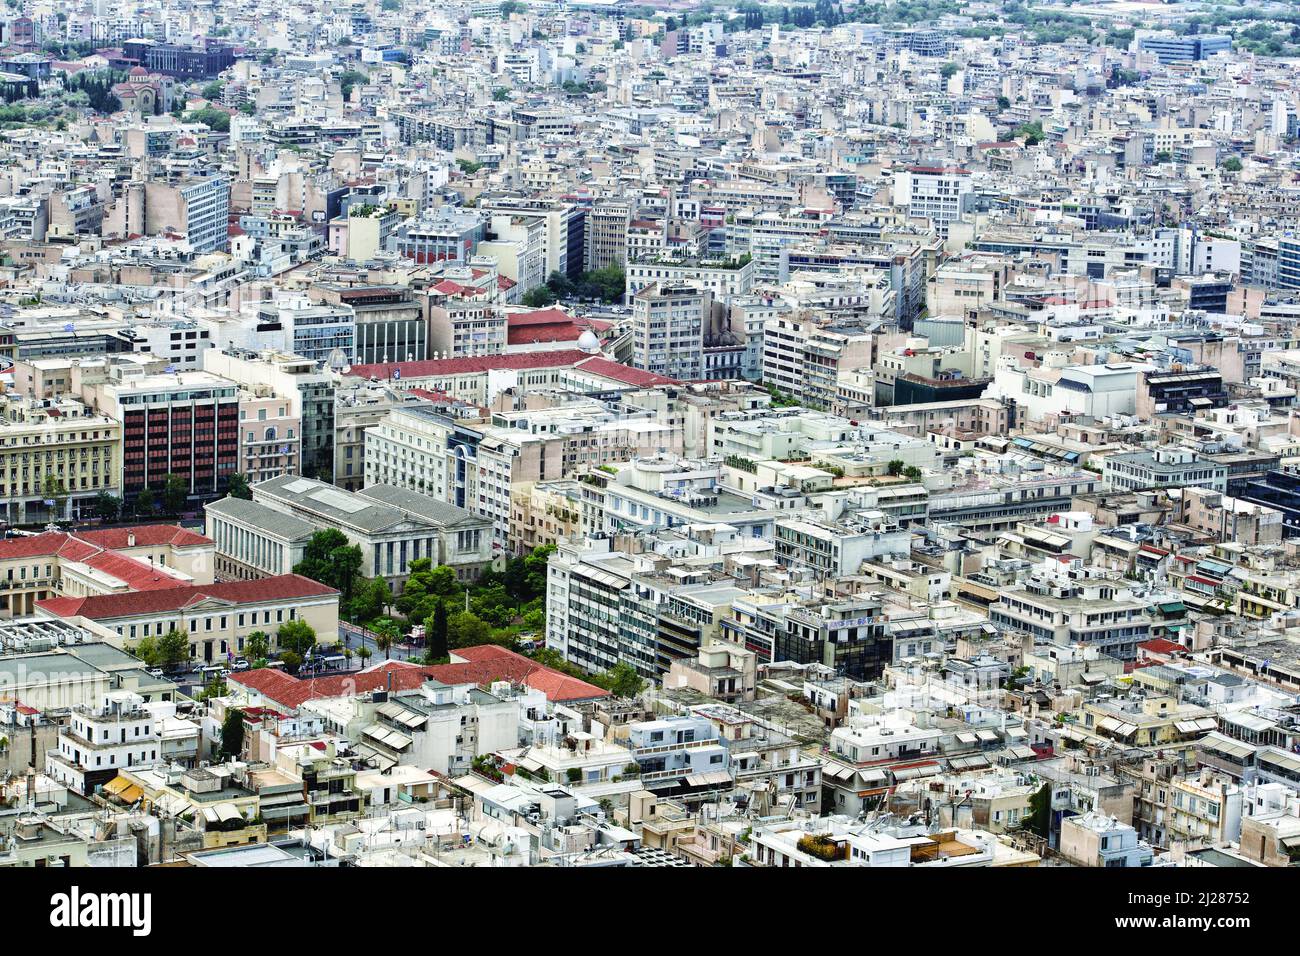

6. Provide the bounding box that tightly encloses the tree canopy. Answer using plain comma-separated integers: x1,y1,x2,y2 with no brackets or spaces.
294,529,364,605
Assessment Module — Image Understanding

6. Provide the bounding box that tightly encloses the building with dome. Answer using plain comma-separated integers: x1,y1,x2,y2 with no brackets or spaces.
505,306,611,355
112,65,173,116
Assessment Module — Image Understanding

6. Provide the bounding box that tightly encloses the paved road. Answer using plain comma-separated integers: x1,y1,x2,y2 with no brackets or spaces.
339,622,420,663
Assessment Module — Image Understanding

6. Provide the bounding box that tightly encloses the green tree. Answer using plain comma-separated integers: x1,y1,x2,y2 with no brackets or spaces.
184,107,230,132
220,708,245,758
940,62,959,78
226,473,252,500
373,619,399,659
522,285,557,307
887,459,905,476
201,80,224,100
245,630,270,661
356,645,372,665
280,650,303,673
1012,120,1044,146
426,601,449,662
492,87,510,101
1220,156,1243,172
42,475,68,515
522,543,555,596
396,562,459,620
595,661,645,698
277,619,316,657
338,69,368,100
134,635,159,667
294,529,364,605
349,576,392,624
161,473,188,515
447,611,491,649
157,628,189,671
196,676,227,701
93,491,121,523
1024,782,1052,838
135,486,155,517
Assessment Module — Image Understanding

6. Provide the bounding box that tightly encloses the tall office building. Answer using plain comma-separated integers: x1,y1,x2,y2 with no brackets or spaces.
631,283,710,382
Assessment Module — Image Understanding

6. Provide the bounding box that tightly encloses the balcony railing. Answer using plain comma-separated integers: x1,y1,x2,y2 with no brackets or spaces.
631,737,718,758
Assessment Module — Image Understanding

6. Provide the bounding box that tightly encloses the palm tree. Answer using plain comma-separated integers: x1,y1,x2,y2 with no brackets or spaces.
373,620,399,660
246,630,270,661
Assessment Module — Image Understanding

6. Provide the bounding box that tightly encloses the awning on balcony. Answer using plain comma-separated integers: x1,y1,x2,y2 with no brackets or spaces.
1174,717,1217,735
1002,745,1039,761
1199,734,1255,761
891,763,941,782
684,770,732,788
352,743,398,772
856,768,889,788
260,803,309,822
822,763,855,783
102,775,143,804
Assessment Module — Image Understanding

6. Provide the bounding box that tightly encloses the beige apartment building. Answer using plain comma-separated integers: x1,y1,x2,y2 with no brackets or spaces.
509,479,583,553
34,573,340,664
0,393,121,525
237,387,301,484
0,524,213,618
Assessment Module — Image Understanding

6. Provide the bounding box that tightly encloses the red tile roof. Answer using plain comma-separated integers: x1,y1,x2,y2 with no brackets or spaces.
505,310,613,346
348,349,591,380
507,324,583,345
229,644,607,708
36,574,337,620
77,525,211,550
0,525,210,563
81,551,191,592
507,307,574,327
430,279,475,296
1138,638,1184,655
574,356,678,387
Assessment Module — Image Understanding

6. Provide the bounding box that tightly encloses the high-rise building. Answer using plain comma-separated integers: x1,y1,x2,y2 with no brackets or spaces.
311,286,425,366
203,349,337,483
631,283,710,382
585,199,631,271
143,176,231,253
87,366,240,503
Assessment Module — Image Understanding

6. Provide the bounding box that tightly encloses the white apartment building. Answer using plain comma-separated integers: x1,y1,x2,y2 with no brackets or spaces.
46,691,161,795
893,165,972,238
